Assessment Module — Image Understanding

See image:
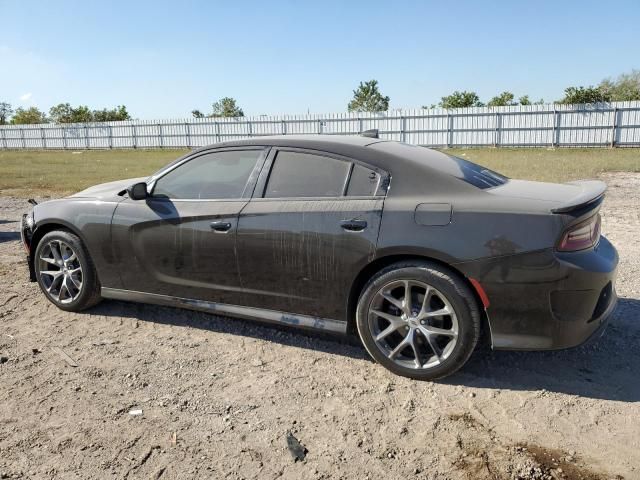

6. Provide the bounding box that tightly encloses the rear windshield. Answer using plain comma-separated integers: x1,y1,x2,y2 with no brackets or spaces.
446,155,508,189
371,142,508,189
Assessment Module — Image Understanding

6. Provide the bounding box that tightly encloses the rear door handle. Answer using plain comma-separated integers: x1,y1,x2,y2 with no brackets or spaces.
210,221,232,232
340,219,367,232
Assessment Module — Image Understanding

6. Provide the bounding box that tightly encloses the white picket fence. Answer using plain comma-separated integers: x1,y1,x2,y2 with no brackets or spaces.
1,101,640,149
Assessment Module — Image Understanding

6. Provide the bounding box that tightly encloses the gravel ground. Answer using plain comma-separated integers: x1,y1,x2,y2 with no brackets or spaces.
0,172,638,480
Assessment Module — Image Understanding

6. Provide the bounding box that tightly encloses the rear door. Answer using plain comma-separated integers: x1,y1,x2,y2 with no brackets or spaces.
111,147,267,304
236,148,388,321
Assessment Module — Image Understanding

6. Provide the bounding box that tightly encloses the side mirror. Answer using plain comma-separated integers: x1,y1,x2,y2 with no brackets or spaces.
127,182,148,200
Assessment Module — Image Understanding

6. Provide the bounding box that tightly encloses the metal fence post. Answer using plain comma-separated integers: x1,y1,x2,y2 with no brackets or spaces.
0,127,6,149
610,107,618,148
158,123,163,148
108,125,113,149
21,127,26,148
132,124,137,149
214,121,220,143
40,127,46,149
84,125,89,149
185,122,191,148
281,120,286,135
494,112,501,147
446,112,453,148
400,115,405,142
62,127,68,149
551,108,559,147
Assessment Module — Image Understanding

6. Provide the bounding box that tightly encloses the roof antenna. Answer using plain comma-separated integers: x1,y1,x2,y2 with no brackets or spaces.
360,129,379,139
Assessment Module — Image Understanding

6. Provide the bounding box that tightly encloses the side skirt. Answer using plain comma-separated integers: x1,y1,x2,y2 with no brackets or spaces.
101,287,348,334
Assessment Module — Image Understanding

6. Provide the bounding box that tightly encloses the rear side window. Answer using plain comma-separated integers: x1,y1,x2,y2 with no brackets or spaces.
264,151,350,198
347,164,381,196
153,150,262,199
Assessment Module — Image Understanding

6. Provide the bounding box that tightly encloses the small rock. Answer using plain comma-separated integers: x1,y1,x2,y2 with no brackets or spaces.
286,432,307,462
469,392,476,398
129,409,143,416
0,356,8,364
251,359,264,367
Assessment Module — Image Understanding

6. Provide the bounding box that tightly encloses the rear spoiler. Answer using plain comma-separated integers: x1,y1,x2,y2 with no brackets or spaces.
550,180,607,214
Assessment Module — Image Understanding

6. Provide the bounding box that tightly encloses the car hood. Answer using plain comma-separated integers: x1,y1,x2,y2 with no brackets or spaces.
488,179,607,213
70,177,146,199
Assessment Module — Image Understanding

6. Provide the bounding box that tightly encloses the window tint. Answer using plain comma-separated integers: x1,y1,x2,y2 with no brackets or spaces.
347,164,381,196
153,150,261,199
264,151,350,198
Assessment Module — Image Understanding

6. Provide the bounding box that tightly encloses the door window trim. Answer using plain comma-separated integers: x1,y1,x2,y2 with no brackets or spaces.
146,146,271,201
253,147,389,201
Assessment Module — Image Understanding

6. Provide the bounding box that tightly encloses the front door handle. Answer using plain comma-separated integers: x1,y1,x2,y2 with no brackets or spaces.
340,219,367,232
210,221,232,232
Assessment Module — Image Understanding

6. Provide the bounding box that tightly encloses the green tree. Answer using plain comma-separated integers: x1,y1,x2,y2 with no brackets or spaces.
191,109,205,118
599,70,640,101
559,86,611,104
71,105,93,123
518,95,531,105
92,105,130,122
11,107,47,124
49,103,74,123
210,97,244,117
50,103,131,123
0,102,13,125
488,91,516,107
347,80,390,112
439,90,484,108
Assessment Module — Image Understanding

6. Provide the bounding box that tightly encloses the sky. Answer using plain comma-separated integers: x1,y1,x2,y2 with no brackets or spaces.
1,0,639,119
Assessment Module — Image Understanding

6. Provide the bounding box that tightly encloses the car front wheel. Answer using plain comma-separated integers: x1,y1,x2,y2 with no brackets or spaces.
34,230,101,312
356,261,481,380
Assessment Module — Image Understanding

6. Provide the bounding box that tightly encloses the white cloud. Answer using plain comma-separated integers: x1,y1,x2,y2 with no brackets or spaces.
19,92,32,101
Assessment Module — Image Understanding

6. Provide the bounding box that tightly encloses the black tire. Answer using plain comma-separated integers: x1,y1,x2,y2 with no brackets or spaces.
34,230,101,312
356,261,480,380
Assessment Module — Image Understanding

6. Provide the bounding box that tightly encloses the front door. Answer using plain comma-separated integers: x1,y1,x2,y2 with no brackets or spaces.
111,147,267,304
236,148,388,321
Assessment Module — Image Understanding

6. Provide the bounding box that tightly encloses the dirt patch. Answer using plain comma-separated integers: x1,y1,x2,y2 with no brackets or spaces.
0,173,639,479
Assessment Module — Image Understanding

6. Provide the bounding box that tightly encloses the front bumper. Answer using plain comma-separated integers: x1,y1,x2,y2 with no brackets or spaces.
457,235,618,350
21,213,36,281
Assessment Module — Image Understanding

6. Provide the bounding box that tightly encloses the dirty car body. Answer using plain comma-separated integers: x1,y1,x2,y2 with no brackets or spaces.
21,135,618,378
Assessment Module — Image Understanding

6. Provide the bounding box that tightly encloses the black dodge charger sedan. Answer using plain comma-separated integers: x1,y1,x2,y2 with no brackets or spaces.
20,134,618,379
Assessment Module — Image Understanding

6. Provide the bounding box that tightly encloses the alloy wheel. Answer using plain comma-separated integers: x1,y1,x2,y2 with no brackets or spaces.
367,279,459,369
37,240,83,304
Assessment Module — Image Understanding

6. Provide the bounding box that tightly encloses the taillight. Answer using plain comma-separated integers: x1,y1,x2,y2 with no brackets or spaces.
557,214,601,252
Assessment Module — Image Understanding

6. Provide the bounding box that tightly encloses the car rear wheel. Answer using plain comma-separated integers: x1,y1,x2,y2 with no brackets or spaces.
356,261,480,380
34,230,101,312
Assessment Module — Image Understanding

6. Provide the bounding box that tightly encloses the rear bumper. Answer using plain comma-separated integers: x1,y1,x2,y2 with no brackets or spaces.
457,236,618,350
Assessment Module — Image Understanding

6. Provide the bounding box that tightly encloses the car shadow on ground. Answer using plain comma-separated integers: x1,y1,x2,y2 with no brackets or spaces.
93,297,639,403
0,232,20,243
93,300,370,361
444,297,640,403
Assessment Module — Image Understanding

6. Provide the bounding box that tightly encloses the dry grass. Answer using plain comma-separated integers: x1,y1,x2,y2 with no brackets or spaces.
0,147,639,197
0,149,188,197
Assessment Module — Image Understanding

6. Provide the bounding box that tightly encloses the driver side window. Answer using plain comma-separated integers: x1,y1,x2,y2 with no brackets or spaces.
153,149,262,200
